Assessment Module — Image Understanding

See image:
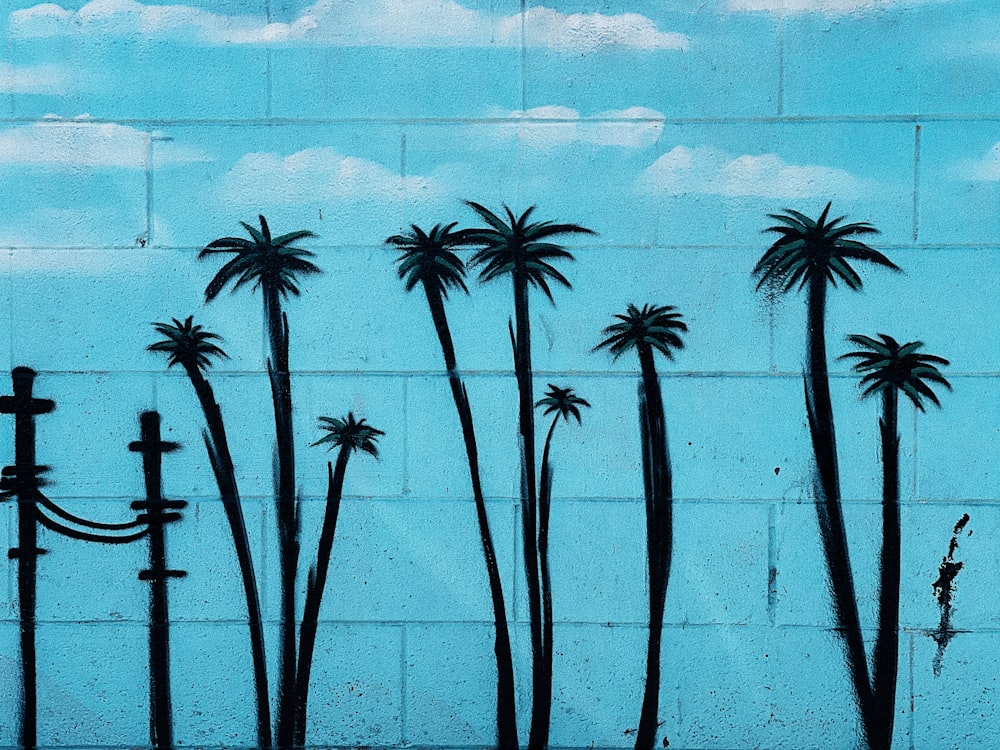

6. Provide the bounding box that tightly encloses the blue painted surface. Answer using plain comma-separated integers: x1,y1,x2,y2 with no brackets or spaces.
0,1,995,747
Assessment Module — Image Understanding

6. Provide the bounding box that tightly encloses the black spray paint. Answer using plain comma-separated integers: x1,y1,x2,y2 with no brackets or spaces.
932,513,971,677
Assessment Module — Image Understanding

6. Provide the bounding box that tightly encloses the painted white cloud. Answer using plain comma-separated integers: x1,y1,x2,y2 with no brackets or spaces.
11,0,690,50
222,147,444,206
0,62,69,93
960,142,1000,181
727,0,942,14
0,116,209,169
640,145,873,198
496,106,665,148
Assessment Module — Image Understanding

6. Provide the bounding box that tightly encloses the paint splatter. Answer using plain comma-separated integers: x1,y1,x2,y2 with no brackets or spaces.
931,513,971,677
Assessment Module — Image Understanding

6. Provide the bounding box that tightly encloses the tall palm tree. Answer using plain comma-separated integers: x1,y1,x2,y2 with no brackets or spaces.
535,384,589,731
294,414,383,746
840,334,950,750
148,316,271,750
199,215,319,748
595,304,686,750
466,202,594,750
752,202,899,750
388,223,519,748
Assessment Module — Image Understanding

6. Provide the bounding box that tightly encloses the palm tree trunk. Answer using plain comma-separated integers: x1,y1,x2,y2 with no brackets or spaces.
803,275,878,749
871,388,900,750
184,366,272,750
510,270,546,750
264,286,300,750
293,453,349,747
635,345,672,750
538,415,559,748
424,286,519,749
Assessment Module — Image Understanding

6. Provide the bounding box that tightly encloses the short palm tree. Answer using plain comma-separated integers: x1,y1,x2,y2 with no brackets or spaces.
752,202,899,750
148,317,271,750
535,384,589,725
294,414,384,747
200,215,319,748
466,201,594,750
388,223,518,748
595,304,686,750
840,334,950,750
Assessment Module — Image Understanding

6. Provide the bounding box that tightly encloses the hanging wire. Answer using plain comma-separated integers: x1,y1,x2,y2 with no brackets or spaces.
35,492,149,545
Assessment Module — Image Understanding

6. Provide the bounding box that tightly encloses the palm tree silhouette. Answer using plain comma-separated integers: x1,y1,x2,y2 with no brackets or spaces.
840,334,950,750
200,215,319,748
466,202,594,750
535,384,589,728
388,222,519,748
148,316,271,750
595,304,686,750
294,414,383,747
753,202,899,750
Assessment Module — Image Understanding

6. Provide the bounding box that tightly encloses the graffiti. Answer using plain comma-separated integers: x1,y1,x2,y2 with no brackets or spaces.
932,513,972,678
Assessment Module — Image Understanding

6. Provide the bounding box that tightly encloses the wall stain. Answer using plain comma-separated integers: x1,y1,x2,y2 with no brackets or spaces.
931,513,971,677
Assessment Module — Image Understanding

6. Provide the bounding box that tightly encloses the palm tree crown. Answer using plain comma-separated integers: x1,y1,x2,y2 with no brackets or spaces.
388,223,472,298
753,202,899,293
594,304,687,360
536,385,590,424
148,316,228,373
200,214,320,301
311,414,384,458
841,334,951,410
465,202,595,301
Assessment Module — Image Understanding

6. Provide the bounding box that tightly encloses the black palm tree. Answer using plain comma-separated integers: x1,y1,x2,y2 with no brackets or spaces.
753,202,899,750
535,384,589,729
293,414,383,747
149,317,271,750
388,222,519,748
466,202,594,750
840,334,950,750
200,215,319,748
595,304,685,750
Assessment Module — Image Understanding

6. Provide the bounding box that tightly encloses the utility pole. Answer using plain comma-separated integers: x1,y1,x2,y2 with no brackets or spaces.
0,367,54,750
129,411,186,750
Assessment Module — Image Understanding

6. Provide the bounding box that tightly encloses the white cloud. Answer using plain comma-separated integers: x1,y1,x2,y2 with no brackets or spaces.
11,0,689,50
727,0,942,14
0,61,69,93
495,106,665,148
640,145,873,198
959,142,1000,181
222,147,444,206
0,116,209,169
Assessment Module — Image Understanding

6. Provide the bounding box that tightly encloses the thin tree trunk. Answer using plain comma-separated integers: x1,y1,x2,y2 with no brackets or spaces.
871,388,900,750
425,287,519,749
265,286,300,750
803,275,878,749
185,367,272,750
510,269,546,750
538,415,559,748
294,453,349,746
634,346,672,750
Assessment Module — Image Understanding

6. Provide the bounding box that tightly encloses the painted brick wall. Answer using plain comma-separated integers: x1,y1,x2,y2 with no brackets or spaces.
0,1,998,748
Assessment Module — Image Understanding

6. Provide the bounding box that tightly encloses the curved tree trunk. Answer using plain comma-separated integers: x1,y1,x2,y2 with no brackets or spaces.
803,275,877,749
634,345,672,750
425,287,519,749
538,415,559,749
510,268,547,750
871,388,900,750
185,367,272,750
294,453,349,747
264,286,300,750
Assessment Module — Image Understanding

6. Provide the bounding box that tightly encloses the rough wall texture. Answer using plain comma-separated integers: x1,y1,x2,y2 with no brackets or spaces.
0,0,998,748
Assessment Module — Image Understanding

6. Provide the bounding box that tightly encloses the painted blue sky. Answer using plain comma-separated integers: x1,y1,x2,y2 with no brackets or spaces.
0,0,998,377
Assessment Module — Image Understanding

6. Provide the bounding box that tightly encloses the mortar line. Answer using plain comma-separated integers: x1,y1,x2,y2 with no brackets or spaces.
400,131,408,226
776,4,785,117
908,631,916,750
912,123,922,242
767,502,778,625
265,0,273,119
520,0,528,113
145,131,154,248
400,624,408,743
401,376,411,496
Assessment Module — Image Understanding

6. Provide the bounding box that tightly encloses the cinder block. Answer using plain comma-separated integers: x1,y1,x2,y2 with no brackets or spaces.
287,496,516,624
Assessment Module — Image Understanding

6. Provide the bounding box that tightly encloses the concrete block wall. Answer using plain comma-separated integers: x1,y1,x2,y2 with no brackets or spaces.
0,0,998,747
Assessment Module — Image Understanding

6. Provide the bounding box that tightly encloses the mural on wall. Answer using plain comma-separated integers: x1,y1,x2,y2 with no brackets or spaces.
1,0,998,748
